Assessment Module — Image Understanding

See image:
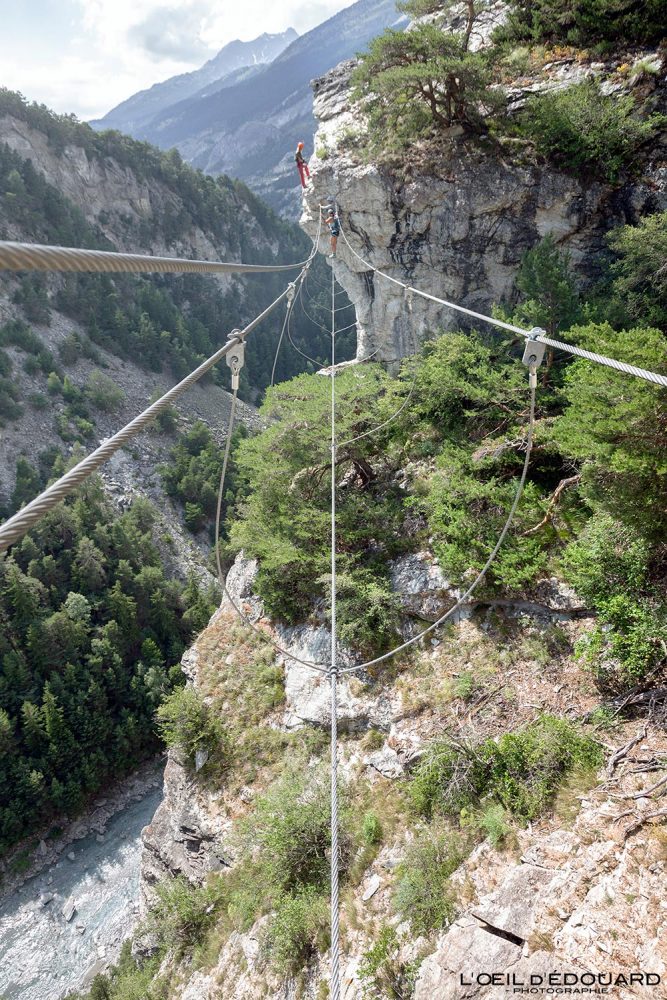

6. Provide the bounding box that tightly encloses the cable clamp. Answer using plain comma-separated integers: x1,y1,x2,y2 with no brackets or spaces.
286,281,296,304
522,329,546,387
226,331,245,391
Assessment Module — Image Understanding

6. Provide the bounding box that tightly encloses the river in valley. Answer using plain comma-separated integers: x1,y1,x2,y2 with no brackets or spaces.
0,783,163,1000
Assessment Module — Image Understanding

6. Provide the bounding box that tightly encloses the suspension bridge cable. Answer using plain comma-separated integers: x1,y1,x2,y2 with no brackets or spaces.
0,276,309,555
0,240,313,276
338,226,667,389
328,261,341,1000
270,287,297,387
338,288,419,449
338,372,538,675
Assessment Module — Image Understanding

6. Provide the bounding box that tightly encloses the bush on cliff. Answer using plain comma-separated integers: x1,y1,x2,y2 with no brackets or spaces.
517,80,664,183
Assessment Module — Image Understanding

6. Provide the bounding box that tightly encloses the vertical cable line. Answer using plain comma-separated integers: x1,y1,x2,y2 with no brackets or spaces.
329,261,341,1000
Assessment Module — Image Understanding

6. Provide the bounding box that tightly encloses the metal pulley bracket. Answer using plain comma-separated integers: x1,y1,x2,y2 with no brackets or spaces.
226,333,245,390
522,329,547,388
522,329,547,369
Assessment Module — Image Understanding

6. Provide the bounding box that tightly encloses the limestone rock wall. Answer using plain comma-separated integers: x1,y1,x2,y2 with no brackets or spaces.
301,60,667,363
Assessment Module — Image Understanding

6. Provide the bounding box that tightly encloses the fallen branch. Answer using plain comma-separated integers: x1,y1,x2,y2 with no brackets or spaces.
522,475,581,536
624,808,667,838
626,772,667,801
606,724,648,777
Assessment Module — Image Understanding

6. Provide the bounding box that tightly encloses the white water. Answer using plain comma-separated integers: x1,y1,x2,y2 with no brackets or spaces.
0,785,162,1000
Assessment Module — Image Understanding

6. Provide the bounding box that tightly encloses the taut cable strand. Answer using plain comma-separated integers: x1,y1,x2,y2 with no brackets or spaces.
338,286,419,449
339,372,538,675
0,287,295,555
338,225,667,389
329,261,341,1000
0,240,312,275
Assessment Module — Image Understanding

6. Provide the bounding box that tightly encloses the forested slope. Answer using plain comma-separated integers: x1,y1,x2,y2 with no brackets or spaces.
74,0,667,996
0,89,352,860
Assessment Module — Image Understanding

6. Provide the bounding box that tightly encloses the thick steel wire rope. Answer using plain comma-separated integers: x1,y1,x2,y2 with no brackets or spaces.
338,226,667,388
0,240,312,276
0,289,301,554
0,219,325,555
328,261,341,1000
270,279,301,387
289,278,328,367
339,374,537,675
302,268,352,304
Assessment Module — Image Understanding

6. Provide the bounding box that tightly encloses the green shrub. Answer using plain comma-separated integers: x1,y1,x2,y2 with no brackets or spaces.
551,324,667,534
334,569,401,656
410,739,488,819
411,716,602,822
359,925,421,1000
577,596,667,689
475,803,513,846
518,80,664,182
351,21,499,155
562,514,651,606
361,811,383,846
0,378,23,421
85,371,125,412
486,716,602,820
149,875,225,956
0,319,45,353
395,826,466,933
497,0,667,48
155,686,227,773
264,888,329,975
249,766,344,895
607,212,667,330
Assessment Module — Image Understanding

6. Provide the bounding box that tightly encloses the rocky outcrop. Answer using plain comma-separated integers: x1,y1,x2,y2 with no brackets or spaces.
141,756,232,902
302,58,667,363
416,805,667,999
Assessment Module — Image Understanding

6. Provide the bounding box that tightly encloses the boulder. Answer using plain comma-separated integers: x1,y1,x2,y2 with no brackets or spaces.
390,551,460,622
365,745,404,779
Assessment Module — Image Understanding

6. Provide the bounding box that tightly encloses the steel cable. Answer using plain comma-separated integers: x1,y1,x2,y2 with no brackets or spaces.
338,226,667,388
0,240,313,276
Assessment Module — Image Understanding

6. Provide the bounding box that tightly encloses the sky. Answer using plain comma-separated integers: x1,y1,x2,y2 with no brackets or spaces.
0,0,357,121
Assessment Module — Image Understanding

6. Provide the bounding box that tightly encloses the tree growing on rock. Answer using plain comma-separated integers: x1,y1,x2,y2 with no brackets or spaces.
352,1,501,154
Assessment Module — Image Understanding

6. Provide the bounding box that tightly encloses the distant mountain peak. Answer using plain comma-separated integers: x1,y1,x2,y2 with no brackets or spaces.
95,28,298,134
94,0,402,218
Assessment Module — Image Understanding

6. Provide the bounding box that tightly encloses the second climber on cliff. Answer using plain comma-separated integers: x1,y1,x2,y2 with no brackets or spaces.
295,141,310,188
324,205,340,257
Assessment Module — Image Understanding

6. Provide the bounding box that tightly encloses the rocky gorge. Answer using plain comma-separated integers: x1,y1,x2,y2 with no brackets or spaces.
115,16,667,997
132,553,667,999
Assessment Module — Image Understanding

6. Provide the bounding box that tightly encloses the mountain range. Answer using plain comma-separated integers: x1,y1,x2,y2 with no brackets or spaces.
94,0,404,216
96,30,298,137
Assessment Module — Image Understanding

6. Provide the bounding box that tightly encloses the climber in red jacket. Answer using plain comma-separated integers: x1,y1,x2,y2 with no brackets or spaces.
295,141,310,188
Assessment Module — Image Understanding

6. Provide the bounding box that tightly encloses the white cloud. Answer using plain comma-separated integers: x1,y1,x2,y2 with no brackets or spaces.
2,0,358,119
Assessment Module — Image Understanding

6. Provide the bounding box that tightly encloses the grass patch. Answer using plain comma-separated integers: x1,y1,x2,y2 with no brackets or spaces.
394,825,468,934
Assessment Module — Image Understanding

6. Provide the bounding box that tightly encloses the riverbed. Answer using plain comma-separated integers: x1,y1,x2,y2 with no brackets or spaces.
0,784,163,1000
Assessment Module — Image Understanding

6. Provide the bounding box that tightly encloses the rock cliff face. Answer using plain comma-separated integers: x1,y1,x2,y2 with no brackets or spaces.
139,554,667,999
301,59,667,363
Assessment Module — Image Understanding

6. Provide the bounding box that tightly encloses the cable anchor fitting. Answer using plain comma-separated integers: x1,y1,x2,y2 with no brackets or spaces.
522,328,546,388
405,286,414,312
226,331,245,391
286,281,296,304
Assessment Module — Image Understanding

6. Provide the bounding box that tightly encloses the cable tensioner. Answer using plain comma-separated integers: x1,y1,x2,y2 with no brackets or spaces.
226,331,246,391
522,328,547,387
